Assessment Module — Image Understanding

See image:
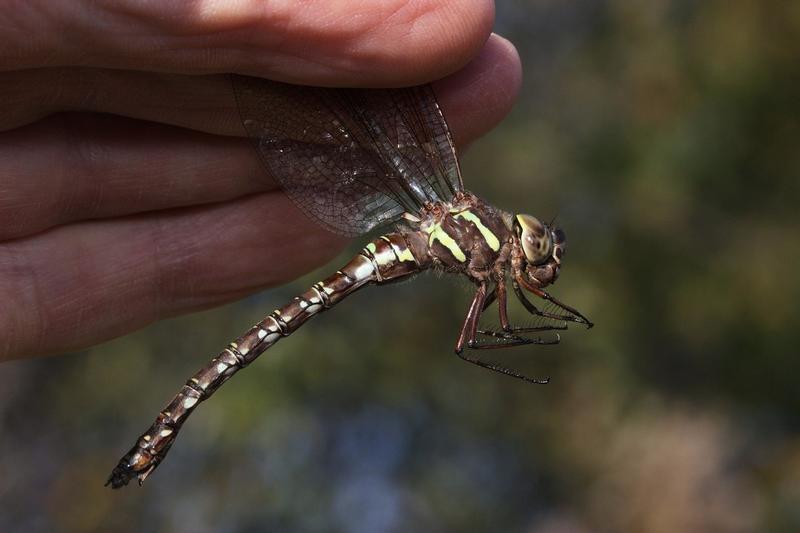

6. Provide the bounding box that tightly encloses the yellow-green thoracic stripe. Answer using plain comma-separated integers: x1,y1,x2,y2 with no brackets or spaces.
454,210,500,251
425,223,467,262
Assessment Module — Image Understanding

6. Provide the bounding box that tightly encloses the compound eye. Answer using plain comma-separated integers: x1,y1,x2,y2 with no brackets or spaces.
515,214,553,265
551,227,567,264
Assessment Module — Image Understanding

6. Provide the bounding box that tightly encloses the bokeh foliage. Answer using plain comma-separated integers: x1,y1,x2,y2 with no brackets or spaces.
2,1,798,531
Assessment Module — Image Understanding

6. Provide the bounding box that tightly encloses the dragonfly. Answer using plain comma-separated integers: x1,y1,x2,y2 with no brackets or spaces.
106,74,593,488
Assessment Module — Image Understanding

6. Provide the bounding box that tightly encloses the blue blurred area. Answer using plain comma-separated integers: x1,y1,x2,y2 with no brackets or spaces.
2,1,799,531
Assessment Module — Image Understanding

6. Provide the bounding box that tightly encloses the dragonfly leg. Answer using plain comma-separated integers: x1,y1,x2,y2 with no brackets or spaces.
512,277,593,328
496,277,511,331
475,329,561,346
482,284,497,312
478,277,566,337
454,283,550,385
454,283,488,354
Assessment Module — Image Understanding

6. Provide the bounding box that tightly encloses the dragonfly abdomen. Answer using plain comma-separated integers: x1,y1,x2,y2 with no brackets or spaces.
107,233,425,488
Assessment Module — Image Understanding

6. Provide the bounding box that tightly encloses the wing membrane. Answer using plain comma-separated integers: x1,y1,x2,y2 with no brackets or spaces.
231,75,463,236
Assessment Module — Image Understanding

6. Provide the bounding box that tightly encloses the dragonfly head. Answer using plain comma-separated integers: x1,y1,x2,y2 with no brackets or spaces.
513,214,566,287
512,216,592,328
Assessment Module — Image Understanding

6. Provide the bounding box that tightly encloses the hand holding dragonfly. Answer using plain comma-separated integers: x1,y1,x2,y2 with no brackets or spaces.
0,1,521,360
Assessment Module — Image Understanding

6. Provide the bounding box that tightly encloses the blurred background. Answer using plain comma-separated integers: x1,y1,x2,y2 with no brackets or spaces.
2,1,798,531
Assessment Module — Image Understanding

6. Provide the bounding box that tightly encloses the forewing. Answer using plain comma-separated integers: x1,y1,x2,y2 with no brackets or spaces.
231,75,463,236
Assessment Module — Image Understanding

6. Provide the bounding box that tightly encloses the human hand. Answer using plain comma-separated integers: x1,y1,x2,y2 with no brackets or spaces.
0,1,522,359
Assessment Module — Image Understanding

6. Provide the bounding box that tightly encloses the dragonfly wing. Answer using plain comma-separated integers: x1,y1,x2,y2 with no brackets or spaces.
231,75,463,236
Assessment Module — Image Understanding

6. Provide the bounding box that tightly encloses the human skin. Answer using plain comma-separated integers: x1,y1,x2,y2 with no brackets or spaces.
0,0,522,360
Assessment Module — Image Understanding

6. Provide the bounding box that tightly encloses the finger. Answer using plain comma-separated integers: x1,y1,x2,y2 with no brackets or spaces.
1,35,521,239
434,34,522,149
1,33,519,135
3,0,494,87
0,114,268,241
0,193,348,360
0,68,241,133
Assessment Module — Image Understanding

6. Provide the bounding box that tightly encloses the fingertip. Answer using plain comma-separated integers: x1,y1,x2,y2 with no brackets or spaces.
433,33,523,148
363,0,496,86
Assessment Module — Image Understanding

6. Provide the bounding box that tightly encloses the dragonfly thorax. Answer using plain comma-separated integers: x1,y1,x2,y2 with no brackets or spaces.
409,193,514,277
